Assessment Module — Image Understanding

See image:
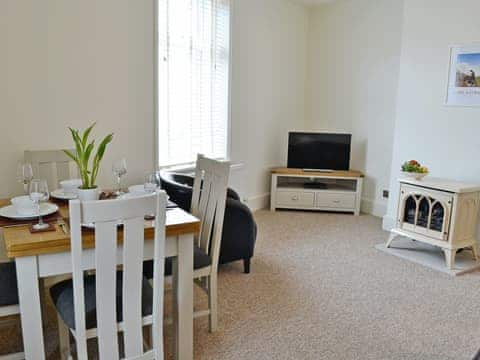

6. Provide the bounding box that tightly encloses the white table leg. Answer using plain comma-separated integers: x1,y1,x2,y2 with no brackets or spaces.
175,234,193,360
15,256,45,360
171,256,178,354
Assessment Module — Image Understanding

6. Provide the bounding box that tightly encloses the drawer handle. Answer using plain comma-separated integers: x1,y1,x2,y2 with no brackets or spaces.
332,200,341,203
291,195,299,201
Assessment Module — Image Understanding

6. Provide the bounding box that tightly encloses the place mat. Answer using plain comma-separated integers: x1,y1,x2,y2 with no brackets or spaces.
100,191,117,200
29,223,56,233
0,211,62,228
48,190,116,203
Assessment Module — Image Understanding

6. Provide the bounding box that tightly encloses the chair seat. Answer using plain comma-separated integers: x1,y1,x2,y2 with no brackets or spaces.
49,272,153,330
0,262,19,307
143,245,211,279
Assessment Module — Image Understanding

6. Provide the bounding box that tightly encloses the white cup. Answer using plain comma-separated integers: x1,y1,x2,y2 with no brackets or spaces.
60,179,82,195
11,195,37,216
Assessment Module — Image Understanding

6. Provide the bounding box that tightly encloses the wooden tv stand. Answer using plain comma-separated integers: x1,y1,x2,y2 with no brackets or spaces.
270,168,364,215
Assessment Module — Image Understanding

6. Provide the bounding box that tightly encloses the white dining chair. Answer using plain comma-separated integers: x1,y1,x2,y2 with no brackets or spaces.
24,149,77,190
144,155,230,333
49,192,167,359
190,155,230,332
191,154,230,332
0,261,24,360
0,229,24,360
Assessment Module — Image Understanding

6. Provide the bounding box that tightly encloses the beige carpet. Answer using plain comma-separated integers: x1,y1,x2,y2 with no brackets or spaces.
1,210,480,359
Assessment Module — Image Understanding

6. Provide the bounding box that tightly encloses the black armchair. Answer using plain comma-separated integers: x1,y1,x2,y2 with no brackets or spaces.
159,171,257,273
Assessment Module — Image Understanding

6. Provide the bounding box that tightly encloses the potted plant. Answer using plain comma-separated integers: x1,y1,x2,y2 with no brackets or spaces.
401,160,429,180
63,123,113,201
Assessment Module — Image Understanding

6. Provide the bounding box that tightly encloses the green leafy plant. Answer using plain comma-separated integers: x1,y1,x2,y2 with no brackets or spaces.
63,123,113,189
401,160,428,174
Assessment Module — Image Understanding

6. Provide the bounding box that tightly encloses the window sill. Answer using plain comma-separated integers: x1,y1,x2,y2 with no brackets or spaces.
159,161,245,174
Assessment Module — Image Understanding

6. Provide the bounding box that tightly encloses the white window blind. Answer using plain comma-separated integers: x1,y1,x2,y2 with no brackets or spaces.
157,0,230,167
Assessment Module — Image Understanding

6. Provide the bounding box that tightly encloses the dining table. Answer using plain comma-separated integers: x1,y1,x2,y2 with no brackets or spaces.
0,197,200,360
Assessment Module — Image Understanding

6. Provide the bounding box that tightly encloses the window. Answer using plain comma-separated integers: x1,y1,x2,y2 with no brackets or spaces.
156,0,231,167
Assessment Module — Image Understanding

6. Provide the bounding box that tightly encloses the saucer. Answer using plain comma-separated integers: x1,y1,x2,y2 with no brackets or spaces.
51,189,78,200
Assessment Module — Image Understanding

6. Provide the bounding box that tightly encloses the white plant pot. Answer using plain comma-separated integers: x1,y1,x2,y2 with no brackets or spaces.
77,187,100,202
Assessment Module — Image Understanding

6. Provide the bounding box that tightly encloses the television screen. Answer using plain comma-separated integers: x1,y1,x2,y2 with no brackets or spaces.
287,132,351,171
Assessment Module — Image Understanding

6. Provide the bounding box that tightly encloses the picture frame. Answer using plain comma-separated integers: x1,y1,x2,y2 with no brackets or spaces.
446,43,480,107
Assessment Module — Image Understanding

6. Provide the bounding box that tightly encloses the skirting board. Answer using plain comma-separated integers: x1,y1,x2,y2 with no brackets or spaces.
246,193,270,212
360,198,387,218
375,238,480,276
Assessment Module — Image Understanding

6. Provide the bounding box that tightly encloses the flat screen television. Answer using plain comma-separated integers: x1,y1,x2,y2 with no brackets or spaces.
287,132,351,171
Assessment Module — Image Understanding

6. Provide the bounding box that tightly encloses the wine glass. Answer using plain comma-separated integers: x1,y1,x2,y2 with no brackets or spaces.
112,158,127,195
144,173,158,193
144,173,158,219
17,163,34,193
29,179,50,230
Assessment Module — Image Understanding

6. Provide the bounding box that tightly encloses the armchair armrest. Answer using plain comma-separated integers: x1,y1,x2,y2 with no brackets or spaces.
219,198,257,265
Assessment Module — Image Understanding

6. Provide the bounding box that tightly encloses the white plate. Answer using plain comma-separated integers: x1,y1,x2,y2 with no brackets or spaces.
0,203,59,220
51,189,78,200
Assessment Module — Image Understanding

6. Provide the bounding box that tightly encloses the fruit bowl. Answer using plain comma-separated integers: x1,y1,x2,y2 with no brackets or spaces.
400,171,428,181
401,160,429,181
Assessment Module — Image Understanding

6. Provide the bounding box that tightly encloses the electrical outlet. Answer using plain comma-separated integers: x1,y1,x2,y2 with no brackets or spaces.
383,190,389,199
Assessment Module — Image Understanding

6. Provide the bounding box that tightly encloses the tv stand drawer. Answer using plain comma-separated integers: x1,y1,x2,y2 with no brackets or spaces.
315,192,356,209
277,191,315,207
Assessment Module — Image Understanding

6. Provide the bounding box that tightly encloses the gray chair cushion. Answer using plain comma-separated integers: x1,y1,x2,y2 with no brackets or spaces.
0,262,19,307
49,272,153,330
143,245,211,279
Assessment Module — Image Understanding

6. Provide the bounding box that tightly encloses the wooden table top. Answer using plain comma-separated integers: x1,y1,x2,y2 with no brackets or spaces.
0,198,200,259
271,167,364,178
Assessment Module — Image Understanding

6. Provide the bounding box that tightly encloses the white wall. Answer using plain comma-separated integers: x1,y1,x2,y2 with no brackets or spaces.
230,0,309,208
384,0,480,229
6,0,478,219
0,0,309,208
307,0,404,217
0,0,155,198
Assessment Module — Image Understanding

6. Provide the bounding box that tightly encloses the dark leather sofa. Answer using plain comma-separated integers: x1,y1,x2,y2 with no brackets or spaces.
158,171,257,273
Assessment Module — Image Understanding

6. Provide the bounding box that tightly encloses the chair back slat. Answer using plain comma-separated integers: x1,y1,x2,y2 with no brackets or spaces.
69,200,89,359
151,196,166,354
199,175,219,252
24,149,77,190
195,170,213,248
209,183,228,270
122,217,146,357
190,164,203,216
68,192,166,360
95,220,120,358
190,155,230,267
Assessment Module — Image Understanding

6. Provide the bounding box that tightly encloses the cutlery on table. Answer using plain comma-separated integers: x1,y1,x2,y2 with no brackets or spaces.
2,223,32,229
56,220,69,235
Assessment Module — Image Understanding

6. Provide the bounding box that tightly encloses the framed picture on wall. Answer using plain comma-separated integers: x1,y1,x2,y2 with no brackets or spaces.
446,44,480,106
